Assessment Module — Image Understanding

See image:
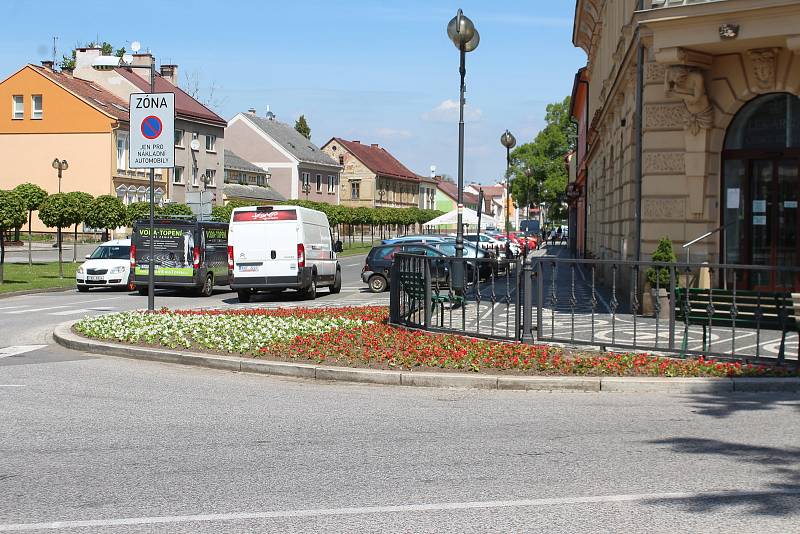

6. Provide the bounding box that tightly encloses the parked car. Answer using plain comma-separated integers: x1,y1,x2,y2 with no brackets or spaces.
508,231,538,251
463,233,511,254
362,243,450,293
228,205,342,302
381,235,449,245
132,218,230,297
76,239,133,292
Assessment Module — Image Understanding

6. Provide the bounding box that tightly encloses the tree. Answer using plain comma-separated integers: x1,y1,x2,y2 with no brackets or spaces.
508,96,577,223
126,201,160,224
646,237,678,288
160,203,194,217
294,115,311,140
13,183,48,266
84,195,127,242
0,190,26,284
38,193,73,279
65,192,93,262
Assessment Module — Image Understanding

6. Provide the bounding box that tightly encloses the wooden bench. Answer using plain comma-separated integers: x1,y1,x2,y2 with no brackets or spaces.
675,288,799,361
399,271,464,323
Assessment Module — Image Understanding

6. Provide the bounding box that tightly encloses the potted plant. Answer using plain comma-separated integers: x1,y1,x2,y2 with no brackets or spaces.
645,237,677,319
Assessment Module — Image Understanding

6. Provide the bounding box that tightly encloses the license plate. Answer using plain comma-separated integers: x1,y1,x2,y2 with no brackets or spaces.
87,275,105,281
239,265,259,272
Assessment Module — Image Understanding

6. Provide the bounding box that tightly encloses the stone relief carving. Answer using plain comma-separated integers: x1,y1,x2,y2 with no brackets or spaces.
645,63,666,84
643,198,685,220
664,66,714,135
644,152,685,174
747,48,779,89
644,103,686,130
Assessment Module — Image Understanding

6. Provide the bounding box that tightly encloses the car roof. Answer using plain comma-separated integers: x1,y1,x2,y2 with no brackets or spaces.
99,239,130,246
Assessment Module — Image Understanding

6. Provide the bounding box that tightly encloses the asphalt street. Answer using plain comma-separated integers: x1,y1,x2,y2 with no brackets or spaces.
1,249,799,532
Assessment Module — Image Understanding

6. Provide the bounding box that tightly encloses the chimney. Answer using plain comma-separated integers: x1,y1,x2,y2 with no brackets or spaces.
159,64,178,86
73,47,102,73
430,165,436,179
371,143,379,148
265,104,275,120
129,53,154,81
353,140,360,144
41,60,54,70
247,108,256,114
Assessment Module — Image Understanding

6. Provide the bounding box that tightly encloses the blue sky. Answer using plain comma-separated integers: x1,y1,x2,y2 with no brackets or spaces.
2,0,586,184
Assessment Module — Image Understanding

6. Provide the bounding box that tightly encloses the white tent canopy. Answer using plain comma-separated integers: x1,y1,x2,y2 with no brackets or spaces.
423,207,498,229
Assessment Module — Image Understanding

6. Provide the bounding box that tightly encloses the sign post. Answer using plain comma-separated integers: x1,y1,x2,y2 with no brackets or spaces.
129,91,175,310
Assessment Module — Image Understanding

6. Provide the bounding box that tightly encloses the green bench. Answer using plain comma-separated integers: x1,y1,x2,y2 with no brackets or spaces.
675,288,799,361
399,271,464,323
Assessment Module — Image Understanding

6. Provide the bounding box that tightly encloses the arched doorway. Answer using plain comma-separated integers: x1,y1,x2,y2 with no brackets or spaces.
722,93,800,290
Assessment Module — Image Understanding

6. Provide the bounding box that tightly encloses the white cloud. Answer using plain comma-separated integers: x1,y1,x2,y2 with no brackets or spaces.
375,127,412,139
422,99,482,123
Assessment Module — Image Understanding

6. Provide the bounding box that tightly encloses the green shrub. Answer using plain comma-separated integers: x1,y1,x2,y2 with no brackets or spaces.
645,237,677,288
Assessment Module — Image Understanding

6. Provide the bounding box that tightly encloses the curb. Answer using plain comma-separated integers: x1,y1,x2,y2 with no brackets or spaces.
0,286,75,300
53,321,800,393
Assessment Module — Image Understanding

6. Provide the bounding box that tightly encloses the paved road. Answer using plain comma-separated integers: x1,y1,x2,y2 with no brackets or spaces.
4,243,100,264
1,350,798,533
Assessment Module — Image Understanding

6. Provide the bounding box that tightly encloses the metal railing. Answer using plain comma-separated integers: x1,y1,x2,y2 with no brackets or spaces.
389,254,800,365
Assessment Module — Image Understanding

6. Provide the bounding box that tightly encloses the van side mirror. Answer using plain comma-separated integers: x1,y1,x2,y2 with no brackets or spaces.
334,240,343,253
85,254,91,259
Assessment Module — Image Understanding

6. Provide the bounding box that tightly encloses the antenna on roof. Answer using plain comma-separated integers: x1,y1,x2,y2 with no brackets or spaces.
265,104,275,120
52,36,58,65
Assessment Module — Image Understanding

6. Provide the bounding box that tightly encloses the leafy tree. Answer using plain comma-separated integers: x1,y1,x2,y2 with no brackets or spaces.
84,195,127,241
13,183,48,266
126,201,161,224
60,41,124,70
646,237,678,288
65,192,93,262
294,115,311,140
509,96,576,222
160,203,194,217
0,190,27,284
38,193,73,279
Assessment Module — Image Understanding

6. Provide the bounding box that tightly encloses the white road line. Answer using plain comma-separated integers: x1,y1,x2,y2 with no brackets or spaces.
4,306,69,315
49,308,91,316
0,385,26,388
0,306,27,311
2,489,799,531
0,345,47,358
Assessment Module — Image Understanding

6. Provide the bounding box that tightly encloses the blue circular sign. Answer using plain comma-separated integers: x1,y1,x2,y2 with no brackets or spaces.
141,115,163,140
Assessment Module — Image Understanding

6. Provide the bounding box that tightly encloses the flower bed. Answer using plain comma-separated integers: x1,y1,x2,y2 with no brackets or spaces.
75,306,797,378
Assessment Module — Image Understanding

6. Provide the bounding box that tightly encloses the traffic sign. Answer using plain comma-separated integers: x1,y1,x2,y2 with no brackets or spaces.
129,92,175,169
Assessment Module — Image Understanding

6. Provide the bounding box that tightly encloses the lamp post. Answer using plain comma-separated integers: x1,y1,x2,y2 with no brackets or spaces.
447,9,479,281
500,130,516,238
302,181,311,200
92,41,157,311
51,158,68,249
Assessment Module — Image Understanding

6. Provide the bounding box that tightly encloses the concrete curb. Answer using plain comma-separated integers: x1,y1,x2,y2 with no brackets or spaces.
0,286,74,299
53,321,800,393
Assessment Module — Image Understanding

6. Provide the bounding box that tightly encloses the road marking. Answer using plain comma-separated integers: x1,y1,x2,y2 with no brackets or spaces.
4,306,70,315
0,385,26,388
1,489,799,531
0,345,47,358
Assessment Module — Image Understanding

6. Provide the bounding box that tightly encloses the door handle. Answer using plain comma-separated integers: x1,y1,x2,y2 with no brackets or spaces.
271,251,277,259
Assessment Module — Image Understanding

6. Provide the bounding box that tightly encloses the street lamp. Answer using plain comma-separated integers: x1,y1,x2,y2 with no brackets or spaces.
51,158,68,193
447,9,479,286
92,41,158,311
500,130,516,240
302,181,311,200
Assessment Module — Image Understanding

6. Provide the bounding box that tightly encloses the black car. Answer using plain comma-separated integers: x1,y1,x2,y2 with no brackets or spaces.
361,243,449,293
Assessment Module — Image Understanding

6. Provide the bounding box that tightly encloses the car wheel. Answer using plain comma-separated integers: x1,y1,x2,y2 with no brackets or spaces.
368,274,387,293
237,289,252,303
330,269,342,294
304,277,317,300
77,285,89,293
197,274,213,297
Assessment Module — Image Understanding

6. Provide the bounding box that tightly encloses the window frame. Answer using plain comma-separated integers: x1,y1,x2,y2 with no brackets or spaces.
31,95,43,120
205,134,216,153
116,132,128,171
350,181,360,200
327,175,335,194
316,173,322,192
12,95,23,120
175,129,185,148
173,166,184,184
205,169,216,187
192,166,199,187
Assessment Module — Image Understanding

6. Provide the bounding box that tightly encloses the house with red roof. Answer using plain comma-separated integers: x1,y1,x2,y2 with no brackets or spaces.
72,47,227,206
321,138,423,209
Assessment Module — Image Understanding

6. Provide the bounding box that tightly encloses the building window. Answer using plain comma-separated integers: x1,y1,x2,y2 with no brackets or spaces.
339,155,344,165
12,95,23,119
257,175,266,187
205,169,216,187
116,185,126,204
316,174,322,192
205,134,216,152
175,129,184,147
302,172,310,187
327,175,335,193
116,133,128,171
191,132,198,150
31,95,42,119
173,166,184,184
192,166,198,186
350,181,360,200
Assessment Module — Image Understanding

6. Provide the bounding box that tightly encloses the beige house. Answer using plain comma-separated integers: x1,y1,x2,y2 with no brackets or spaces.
321,138,421,208
572,0,800,290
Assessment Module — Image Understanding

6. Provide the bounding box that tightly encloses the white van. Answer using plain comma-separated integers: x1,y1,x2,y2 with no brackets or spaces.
228,205,342,302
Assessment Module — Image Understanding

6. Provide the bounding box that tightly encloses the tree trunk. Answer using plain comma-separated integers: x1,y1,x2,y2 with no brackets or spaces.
13,227,19,242
28,211,32,267
57,227,63,279
360,224,364,244
73,224,78,263
0,229,5,284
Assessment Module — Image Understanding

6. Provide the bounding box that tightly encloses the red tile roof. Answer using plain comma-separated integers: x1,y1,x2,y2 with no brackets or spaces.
477,184,505,197
437,179,479,205
114,67,226,126
334,138,419,181
30,65,129,122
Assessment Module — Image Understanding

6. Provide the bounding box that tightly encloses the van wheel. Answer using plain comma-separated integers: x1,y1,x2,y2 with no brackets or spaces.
368,274,387,293
197,274,214,297
330,269,342,294
237,289,252,303
304,277,317,300
77,285,89,293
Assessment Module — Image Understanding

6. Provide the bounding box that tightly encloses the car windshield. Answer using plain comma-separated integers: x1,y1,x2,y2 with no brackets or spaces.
89,245,130,260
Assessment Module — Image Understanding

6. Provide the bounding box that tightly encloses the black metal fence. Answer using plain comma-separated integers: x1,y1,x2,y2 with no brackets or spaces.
389,253,800,365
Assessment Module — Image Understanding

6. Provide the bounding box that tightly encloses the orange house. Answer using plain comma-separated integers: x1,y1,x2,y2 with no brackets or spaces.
0,63,166,234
